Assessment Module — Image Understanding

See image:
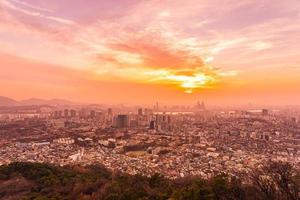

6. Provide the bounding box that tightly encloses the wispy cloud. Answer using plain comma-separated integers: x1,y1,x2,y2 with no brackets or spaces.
0,0,300,96
0,0,74,25
9,0,53,13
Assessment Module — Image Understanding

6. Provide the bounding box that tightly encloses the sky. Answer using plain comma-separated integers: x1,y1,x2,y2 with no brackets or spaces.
0,0,300,106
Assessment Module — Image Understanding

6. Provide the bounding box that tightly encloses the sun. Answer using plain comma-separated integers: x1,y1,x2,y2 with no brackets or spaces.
165,73,214,93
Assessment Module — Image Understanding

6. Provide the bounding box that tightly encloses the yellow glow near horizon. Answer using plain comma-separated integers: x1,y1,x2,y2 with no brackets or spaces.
168,73,214,93
99,66,218,93
145,70,217,93
2,0,299,105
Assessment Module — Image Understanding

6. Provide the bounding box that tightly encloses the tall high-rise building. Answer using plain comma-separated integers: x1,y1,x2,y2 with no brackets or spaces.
53,111,60,118
196,101,206,110
70,109,76,118
144,108,149,115
64,109,69,118
155,114,173,131
78,109,88,118
146,109,153,115
58,111,62,118
149,120,155,129
201,101,205,110
90,110,96,118
138,108,143,115
154,102,159,110
262,109,269,116
115,115,129,128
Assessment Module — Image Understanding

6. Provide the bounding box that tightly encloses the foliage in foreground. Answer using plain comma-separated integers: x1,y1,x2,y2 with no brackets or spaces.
0,161,299,200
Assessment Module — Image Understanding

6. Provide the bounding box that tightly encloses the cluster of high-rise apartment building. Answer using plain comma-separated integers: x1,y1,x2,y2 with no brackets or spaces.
50,107,177,132
0,103,299,178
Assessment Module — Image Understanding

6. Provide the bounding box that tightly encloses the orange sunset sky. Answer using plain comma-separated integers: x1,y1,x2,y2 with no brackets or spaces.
0,0,300,105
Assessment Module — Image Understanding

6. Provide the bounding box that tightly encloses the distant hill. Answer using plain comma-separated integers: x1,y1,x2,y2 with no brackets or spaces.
0,96,19,107
0,96,74,107
19,98,48,106
20,98,73,106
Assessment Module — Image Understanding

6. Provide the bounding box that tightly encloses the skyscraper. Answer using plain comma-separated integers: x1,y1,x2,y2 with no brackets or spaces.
149,120,155,129
70,109,76,118
90,110,96,118
64,109,69,118
196,101,206,110
138,108,143,115
115,115,129,128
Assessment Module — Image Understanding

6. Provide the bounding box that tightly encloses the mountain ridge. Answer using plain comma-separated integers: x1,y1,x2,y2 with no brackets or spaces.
0,96,74,107
0,96,19,107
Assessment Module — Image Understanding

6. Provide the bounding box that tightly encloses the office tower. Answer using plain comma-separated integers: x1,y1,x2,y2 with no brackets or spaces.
78,109,87,118
262,109,269,116
149,120,155,129
167,115,172,123
197,101,206,110
64,109,69,118
116,114,129,128
138,108,143,115
53,110,63,118
58,111,62,118
96,111,103,119
70,109,76,118
53,111,60,118
147,109,153,115
90,110,96,118
108,108,113,115
155,114,173,131
201,101,206,110
154,102,159,110
130,119,138,128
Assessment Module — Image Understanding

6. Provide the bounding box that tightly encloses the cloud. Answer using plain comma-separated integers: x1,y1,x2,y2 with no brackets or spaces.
249,41,273,51
1,0,299,95
9,0,53,13
0,0,74,25
0,0,240,93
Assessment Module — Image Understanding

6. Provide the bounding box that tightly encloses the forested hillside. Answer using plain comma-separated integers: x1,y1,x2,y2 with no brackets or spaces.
0,161,299,200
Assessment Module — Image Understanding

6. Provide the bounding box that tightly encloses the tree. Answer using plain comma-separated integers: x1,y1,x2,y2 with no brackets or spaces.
250,161,300,200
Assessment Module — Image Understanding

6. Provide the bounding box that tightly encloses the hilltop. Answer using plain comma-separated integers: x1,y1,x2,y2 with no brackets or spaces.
0,161,299,200
0,96,74,107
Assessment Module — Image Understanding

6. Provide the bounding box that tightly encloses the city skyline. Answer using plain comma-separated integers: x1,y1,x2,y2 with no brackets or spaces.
0,0,300,105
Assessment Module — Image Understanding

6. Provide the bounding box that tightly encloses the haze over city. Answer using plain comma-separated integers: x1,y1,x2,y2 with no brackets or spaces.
0,0,300,105
1,1,300,200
